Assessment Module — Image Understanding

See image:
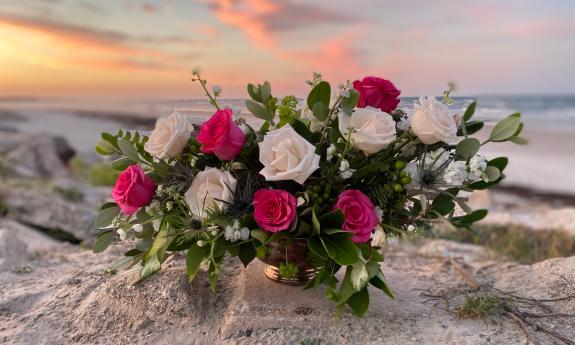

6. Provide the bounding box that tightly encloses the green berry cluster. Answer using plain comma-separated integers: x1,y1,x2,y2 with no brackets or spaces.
391,161,411,193
306,180,332,205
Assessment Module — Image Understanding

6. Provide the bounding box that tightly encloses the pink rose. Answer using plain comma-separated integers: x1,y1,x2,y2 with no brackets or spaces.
353,76,401,113
253,189,297,232
197,108,245,160
334,190,379,243
112,165,156,215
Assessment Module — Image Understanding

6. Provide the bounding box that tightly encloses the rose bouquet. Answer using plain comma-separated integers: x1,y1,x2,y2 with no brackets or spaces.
94,71,525,316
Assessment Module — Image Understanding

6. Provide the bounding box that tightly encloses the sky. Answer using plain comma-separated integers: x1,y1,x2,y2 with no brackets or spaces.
0,0,574,99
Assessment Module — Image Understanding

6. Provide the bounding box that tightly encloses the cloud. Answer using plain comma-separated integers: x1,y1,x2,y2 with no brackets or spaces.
142,3,159,14
0,11,198,47
0,11,200,72
206,0,356,49
205,0,365,79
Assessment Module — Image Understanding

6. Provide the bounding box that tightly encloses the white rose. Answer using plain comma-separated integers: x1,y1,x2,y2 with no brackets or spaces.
184,167,236,219
410,97,457,145
258,124,320,184
338,106,396,155
144,111,193,159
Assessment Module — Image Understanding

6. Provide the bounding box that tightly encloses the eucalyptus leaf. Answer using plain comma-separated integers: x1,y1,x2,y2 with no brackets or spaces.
307,81,331,111
245,100,272,121
456,138,480,160
312,102,328,121
490,114,521,142
261,81,271,102
247,84,262,102
457,121,484,136
463,101,477,122
93,230,114,253
95,206,120,229
509,136,528,145
487,157,508,171
340,89,359,115
485,166,501,182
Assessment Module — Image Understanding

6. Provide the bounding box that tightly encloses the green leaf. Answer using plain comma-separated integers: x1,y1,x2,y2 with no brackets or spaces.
296,220,312,237
340,89,359,115
322,234,359,266
350,261,369,291
456,138,480,161
261,81,271,102
96,140,117,155
347,287,369,317
140,254,161,281
490,114,521,142
308,237,330,259
238,243,256,267
117,138,141,162
322,228,349,235
101,132,118,147
140,224,174,281
370,274,394,299
110,254,142,272
247,84,262,102
111,157,133,171
94,206,120,229
186,243,209,282
485,166,500,182
463,101,477,122
245,100,272,122
312,208,321,236
487,157,508,172
250,229,270,245
307,81,331,114
319,209,345,230
93,230,114,253
335,267,356,304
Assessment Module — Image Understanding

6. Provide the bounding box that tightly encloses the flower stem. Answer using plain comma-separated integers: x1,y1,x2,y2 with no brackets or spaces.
193,74,220,111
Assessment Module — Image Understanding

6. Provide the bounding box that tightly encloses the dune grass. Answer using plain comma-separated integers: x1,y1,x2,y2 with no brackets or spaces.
438,223,575,264
69,157,119,187
457,293,506,319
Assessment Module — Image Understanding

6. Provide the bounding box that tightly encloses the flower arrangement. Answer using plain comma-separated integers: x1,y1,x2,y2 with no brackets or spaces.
94,71,525,316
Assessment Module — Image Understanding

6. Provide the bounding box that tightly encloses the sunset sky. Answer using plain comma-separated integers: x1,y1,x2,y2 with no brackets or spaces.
0,0,574,99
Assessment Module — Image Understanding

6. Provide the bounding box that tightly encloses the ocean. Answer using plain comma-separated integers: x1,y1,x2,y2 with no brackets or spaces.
1,95,574,153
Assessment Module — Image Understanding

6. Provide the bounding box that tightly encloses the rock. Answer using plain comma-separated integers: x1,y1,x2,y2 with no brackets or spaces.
0,132,75,178
0,219,60,255
417,239,494,262
0,241,573,344
0,183,99,240
0,228,28,271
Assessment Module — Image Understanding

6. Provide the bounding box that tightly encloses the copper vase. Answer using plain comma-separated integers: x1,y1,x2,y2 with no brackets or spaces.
258,238,321,285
